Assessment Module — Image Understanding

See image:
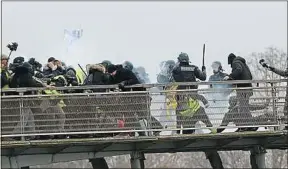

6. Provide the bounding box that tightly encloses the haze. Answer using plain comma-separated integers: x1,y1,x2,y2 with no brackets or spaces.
1,1,287,82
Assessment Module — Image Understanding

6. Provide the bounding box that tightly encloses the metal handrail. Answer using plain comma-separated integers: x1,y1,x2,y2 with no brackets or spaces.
1,79,286,93
1,85,285,98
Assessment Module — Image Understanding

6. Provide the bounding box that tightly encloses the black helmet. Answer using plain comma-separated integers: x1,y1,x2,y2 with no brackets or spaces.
177,52,189,63
13,56,25,64
123,61,134,71
101,60,112,65
228,53,236,65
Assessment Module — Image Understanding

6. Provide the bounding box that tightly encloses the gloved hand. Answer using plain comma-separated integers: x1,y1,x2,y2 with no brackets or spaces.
202,66,206,72
223,76,230,80
118,81,126,89
35,72,44,78
259,59,274,71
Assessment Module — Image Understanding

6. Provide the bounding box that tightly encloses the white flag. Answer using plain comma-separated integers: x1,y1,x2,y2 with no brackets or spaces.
64,29,83,52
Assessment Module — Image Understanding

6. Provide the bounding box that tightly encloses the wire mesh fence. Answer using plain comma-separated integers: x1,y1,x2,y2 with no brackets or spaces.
1,80,287,139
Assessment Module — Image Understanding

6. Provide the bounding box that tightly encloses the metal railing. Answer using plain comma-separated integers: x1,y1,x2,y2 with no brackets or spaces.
1,79,287,139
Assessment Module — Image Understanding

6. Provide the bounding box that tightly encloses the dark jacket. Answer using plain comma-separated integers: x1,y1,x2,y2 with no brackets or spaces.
172,62,206,90
84,64,109,92
271,67,288,77
10,66,45,95
43,64,65,78
229,56,253,88
108,65,143,91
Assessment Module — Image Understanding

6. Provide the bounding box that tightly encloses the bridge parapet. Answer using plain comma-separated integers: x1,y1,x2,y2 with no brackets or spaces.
1,79,287,139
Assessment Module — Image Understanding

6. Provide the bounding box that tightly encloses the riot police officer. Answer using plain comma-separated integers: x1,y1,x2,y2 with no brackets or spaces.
172,52,206,89
172,52,223,169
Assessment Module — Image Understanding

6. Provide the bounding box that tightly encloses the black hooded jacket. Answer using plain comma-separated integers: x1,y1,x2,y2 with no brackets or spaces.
229,56,253,88
108,64,144,91
10,63,45,95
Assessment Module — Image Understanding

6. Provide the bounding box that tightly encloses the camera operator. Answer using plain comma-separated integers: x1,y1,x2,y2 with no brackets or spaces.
10,62,51,93
260,58,288,130
8,56,25,75
43,57,66,78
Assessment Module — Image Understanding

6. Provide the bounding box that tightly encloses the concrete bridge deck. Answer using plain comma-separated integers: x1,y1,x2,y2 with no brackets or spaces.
2,131,287,168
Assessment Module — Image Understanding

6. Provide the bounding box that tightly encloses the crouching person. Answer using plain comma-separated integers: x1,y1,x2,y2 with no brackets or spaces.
40,75,67,139
176,91,213,134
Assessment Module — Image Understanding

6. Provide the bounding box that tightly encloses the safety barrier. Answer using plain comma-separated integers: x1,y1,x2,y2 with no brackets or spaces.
1,79,287,139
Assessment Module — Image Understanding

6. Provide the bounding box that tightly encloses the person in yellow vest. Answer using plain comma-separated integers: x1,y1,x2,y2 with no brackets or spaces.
37,75,68,139
1,54,10,89
166,84,212,134
66,66,86,86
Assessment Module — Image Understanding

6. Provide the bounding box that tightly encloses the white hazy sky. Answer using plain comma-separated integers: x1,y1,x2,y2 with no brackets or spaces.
1,1,287,82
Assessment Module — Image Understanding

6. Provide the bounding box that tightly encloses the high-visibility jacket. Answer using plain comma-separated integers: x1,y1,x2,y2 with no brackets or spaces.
165,83,201,117
75,68,85,85
165,84,178,119
44,75,67,108
0,69,10,89
179,98,201,117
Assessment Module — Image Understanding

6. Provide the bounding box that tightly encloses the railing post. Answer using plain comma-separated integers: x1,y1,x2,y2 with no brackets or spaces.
250,146,267,169
19,92,25,141
89,158,109,169
145,91,153,136
270,83,279,131
130,151,145,169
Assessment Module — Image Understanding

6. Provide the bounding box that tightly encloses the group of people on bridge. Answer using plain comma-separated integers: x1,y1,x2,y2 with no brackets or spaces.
1,42,287,140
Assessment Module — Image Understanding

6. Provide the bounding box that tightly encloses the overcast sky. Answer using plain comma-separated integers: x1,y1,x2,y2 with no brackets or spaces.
1,1,287,82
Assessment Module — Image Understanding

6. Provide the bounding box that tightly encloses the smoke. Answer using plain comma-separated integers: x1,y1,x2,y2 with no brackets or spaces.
134,66,151,84
157,60,176,83
204,74,235,126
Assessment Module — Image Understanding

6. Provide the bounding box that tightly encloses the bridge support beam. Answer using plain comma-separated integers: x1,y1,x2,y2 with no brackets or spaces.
89,158,109,169
130,152,145,169
21,167,30,169
250,146,267,169
205,150,224,169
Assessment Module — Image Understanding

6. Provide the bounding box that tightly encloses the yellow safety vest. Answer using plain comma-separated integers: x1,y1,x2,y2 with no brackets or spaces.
179,98,201,117
0,69,10,89
43,75,67,108
165,84,178,118
75,68,85,85
165,83,201,117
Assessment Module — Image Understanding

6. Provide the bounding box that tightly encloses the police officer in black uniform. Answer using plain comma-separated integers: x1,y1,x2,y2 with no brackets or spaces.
172,52,224,169
172,52,207,132
172,52,206,89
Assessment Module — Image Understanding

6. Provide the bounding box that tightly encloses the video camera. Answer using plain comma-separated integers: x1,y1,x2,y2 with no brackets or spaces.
7,42,18,52
28,58,42,72
259,59,269,68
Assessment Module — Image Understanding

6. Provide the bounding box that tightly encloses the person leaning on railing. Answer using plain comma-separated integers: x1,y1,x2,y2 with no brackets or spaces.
260,58,288,130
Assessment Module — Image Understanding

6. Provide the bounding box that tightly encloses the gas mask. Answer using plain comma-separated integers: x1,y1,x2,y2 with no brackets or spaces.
212,63,220,74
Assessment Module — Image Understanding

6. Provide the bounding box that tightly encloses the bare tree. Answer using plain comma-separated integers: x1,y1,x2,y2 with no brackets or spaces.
247,46,287,169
